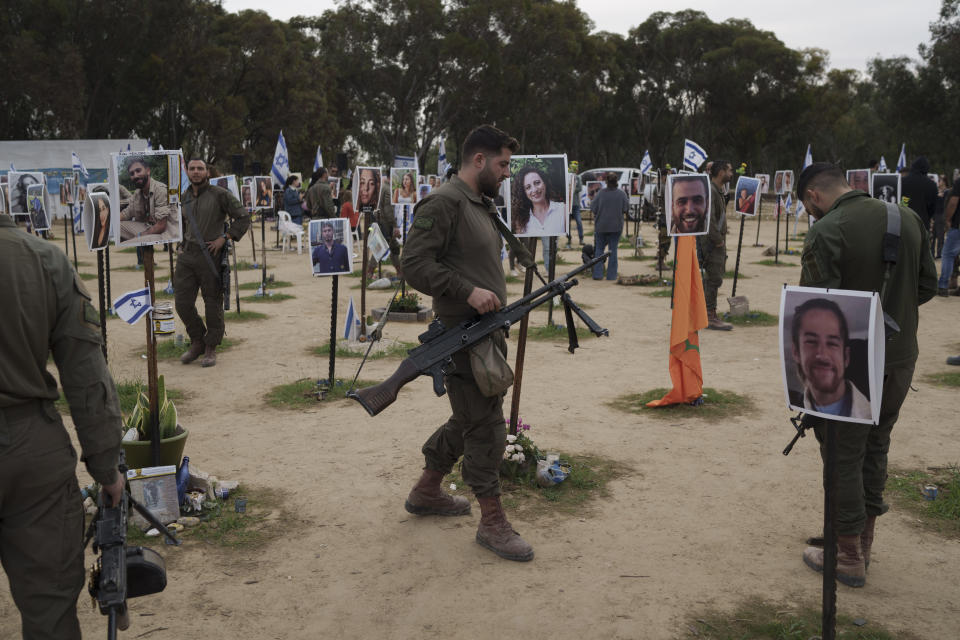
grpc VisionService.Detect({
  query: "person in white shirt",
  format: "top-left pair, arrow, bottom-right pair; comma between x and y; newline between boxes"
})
511,166 -> 565,236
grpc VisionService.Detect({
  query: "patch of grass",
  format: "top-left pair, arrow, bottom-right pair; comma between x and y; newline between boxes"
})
152,337 -> 238,360
309,340 -> 417,359
154,289 -> 175,300
117,247 -> 139,254
724,270 -> 750,279
721,310 -> 779,327
923,371 -> 960,387
265,377 -> 376,409
238,279 -> 293,290
240,292 -> 295,303
886,466 -> 960,539
685,597 -> 917,639
752,259 -> 798,267
57,380 -> 184,414
524,323 -> 593,341
609,387 -> 752,421
623,253 -> 656,261
446,453 -> 631,519
224,310 -> 268,322
233,259 -> 261,270
646,288 -> 673,297
78,272 -> 98,280
114,264 -> 165,272
504,273 -> 527,285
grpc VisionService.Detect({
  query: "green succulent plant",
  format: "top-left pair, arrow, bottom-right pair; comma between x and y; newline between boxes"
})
123,375 -> 178,440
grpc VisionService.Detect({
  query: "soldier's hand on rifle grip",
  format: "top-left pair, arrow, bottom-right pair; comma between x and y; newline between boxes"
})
467,287 -> 501,314
102,471 -> 126,507
206,235 -> 226,254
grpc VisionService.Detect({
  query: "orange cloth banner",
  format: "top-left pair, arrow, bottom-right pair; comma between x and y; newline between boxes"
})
646,235 -> 708,407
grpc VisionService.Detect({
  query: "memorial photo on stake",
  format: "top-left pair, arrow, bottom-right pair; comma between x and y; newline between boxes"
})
309,217 -> 352,276
60,177 -> 75,205
327,176 -> 340,199
774,169 -> 794,195
734,175 -> 760,216
241,184 -> 252,209
779,286 -> 883,425
84,191 -> 113,251
8,171 -> 45,215
254,176 -> 273,209
111,151 -> 183,248
755,173 -> 770,194
872,173 -> 900,204
354,166 -> 382,212
665,173 -> 711,236
508,154 -> 568,237
390,167 -> 419,205
0,185 -> 6,214
585,180 -> 603,205
27,184 -> 49,230
847,169 -> 871,195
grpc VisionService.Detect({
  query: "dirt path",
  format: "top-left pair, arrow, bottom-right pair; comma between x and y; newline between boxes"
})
2,210 -> 958,639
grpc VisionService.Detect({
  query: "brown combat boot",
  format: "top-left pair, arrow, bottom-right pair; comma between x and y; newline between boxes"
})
707,309 -> 733,331
475,495 -> 534,562
180,342 -> 205,364
404,469 -> 470,516
860,515 -> 876,570
802,534 -> 866,587
200,346 -> 217,367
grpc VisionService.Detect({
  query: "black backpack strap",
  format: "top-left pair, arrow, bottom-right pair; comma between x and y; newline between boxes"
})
880,201 -> 902,336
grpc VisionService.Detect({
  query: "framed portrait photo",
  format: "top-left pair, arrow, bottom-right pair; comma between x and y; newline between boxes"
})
27,184 -> 50,230
507,154 -> 568,237
846,169 -> 872,196
665,173 -> 711,236
872,173 -> 901,204
755,174 -> 770,194
327,176 -> 340,199
734,176 -> 761,216
253,176 -> 274,210
7,171 -> 46,215
390,167 -> 419,205
84,191 -> 113,251
774,170 -> 794,195
353,166 -> 382,213
308,217 -> 352,276
779,286 -> 883,425
110,151 -> 184,248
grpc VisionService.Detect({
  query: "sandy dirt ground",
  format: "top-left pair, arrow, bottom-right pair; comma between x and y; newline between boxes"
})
2,205 -> 958,639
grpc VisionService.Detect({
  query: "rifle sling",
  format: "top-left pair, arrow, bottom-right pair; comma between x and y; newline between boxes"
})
181,198 -> 223,282
492,214 -> 536,269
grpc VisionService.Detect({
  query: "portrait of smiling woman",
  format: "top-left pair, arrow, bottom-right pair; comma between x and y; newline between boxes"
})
509,156 -> 568,237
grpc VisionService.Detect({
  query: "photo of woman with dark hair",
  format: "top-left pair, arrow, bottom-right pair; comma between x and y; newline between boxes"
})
391,169 -> 418,205
84,191 -> 113,251
27,184 -> 49,230
255,176 -> 273,208
509,157 -> 568,236
9,172 -> 43,214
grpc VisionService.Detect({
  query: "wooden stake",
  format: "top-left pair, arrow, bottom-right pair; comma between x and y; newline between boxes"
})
143,247 -> 161,467
508,237 -> 537,437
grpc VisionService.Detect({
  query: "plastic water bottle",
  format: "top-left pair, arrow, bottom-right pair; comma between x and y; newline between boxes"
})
176,456 -> 190,505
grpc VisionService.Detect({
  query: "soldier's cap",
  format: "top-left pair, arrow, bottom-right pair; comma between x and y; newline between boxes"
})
796,162 -> 840,201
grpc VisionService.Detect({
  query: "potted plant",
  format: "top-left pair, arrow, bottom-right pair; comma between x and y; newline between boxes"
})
120,375 -> 188,468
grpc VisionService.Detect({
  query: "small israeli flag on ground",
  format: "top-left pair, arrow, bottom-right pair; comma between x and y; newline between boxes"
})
71,152 -> 89,178
313,146 -> 323,173
896,144 -> 906,172
683,139 -> 707,172
113,287 -> 152,325
802,144 -> 813,170
878,156 -> 888,172
639,150 -> 652,174
437,139 -> 448,177
343,296 -> 360,341
272,131 -> 290,185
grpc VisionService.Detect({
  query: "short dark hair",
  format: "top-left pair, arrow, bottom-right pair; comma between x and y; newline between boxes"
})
605,172 -> 618,187
709,160 -> 730,178
460,125 -> 519,163
317,167 -> 328,179
796,162 -> 846,202
126,155 -> 149,172
284,175 -> 298,188
791,298 -> 849,349
187,156 -> 206,166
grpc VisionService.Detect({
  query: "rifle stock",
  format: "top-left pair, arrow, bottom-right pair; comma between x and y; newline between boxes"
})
349,358 -> 423,416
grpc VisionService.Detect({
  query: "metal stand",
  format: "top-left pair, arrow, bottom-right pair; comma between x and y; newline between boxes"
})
822,421 -> 838,640
753,204 -> 763,247
546,236 -> 557,326
104,246 -> 113,314
328,275 -> 339,386
231,240 -> 241,312
69,208 -> 78,270
731,215 -> 746,298
784,197 -> 790,254
669,237 -> 678,308
143,247 -> 161,467
96,249 -> 108,362
360,211 -> 370,338
260,214 -> 268,295
508,237 -> 537,437
774,196 -> 781,265
63,214 -> 70,255
401,207 -> 408,297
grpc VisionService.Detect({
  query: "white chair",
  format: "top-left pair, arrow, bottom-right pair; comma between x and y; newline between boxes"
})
277,211 -> 304,254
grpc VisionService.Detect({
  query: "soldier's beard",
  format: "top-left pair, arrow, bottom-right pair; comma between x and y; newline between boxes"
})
478,165 -> 500,199
131,176 -> 148,189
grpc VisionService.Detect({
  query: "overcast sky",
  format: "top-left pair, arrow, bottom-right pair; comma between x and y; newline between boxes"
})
221,0 -> 940,73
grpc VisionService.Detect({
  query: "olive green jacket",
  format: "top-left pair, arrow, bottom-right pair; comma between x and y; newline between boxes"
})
180,182 -> 250,245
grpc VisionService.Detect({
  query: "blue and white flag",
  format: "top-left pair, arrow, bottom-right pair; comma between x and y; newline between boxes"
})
312,146 -> 324,173
271,131 -> 290,185
878,156 -> 888,172
343,296 -> 360,342
178,153 -> 189,195
437,139 -> 448,177
394,155 -> 416,169
896,144 -> 906,172
683,139 -> 707,172
113,287 -> 152,325
9,162 -> 16,171
71,152 -> 89,178
146,140 -> 153,150
639,150 -> 653,174
784,193 -> 792,216
73,204 -> 83,232
802,144 -> 813,170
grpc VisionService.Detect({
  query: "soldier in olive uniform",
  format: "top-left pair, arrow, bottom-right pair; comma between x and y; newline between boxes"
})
0,213 -> 126,638
698,160 -> 733,330
796,163 -> 937,587
175,159 -> 251,368
401,125 -> 533,562
305,168 -> 336,219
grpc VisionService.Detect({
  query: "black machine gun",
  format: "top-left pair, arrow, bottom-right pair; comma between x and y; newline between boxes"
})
348,253 -> 610,416
85,453 -> 180,640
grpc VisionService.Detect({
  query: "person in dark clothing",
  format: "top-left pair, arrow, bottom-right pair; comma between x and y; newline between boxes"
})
900,157 -> 938,234
933,175 -> 948,258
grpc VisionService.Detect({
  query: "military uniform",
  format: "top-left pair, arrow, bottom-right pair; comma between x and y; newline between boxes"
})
119,178 -> 179,243
799,190 -> 937,536
0,214 -> 122,639
697,180 -> 727,312
402,176 -> 508,497
305,180 -> 335,219
174,183 -> 250,348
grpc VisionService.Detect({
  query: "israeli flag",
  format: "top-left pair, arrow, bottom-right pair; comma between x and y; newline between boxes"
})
802,144 -> 813,170
784,193 -> 792,216
896,144 -> 906,172
343,296 -> 359,342
179,153 -> 189,195
437,139 -> 448,177
639,150 -> 652,174
313,146 -> 323,173
9,162 -> 15,171
71,152 -> 89,178
146,140 -> 153,150
271,131 -> 290,185
394,155 -> 416,169
73,204 -> 83,232
878,156 -> 888,172
683,139 -> 707,172
113,287 -> 152,325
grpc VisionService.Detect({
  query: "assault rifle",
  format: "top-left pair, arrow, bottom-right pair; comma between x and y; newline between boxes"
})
85,452 -> 180,640
348,253 -> 610,416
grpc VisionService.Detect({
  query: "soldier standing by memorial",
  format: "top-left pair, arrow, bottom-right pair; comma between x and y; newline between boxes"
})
699,160 -> 733,330
175,158 -> 251,368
